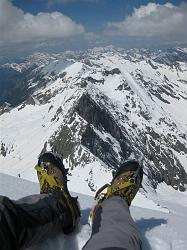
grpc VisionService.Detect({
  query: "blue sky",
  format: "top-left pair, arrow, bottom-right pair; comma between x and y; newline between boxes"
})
0,0 -> 187,56
12,0 -> 183,32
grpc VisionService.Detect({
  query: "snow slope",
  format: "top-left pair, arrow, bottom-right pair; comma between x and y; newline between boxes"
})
1,173 -> 187,250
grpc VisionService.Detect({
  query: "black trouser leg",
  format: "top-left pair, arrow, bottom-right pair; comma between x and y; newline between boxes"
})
0,193 -> 71,250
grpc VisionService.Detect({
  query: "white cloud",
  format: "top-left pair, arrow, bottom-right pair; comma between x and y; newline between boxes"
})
0,0 -> 84,46
107,2 -> 187,38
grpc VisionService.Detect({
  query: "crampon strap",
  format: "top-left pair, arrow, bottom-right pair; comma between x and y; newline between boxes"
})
35,165 -> 64,190
95,181 -> 135,200
106,181 -> 134,197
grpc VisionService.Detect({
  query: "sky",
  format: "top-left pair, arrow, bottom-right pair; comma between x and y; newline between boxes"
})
0,0 -> 187,56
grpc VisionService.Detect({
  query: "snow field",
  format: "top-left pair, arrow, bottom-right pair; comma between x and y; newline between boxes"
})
1,173 -> 187,250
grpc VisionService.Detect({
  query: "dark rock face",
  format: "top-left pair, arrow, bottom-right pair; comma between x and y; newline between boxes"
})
103,68 -> 121,76
75,93 -> 133,168
85,77 -> 104,85
0,143 -> 14,157
1,143 -> 7,157
51,106 -> 63,122
147,59 -> 158,70
59,72 -> 67,79
81,125 -> 120,169
49,124 -> 78,160
116,80 -> 131,91
140,127 -> 187,191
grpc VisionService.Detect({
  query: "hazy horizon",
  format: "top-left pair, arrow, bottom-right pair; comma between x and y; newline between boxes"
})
0,0 -> 187,58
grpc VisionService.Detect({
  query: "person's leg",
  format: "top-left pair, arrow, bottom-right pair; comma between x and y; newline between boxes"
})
0,192 -> 77,250
83,196 -> 142,250
83,160 -> 143,250
0,151 -> 80,250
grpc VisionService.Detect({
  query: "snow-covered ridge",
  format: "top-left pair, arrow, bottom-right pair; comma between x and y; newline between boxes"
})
0,47 -> 187,196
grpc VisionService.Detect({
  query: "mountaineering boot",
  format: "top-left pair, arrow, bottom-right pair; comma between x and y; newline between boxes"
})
35,151 -> 81,233
90,160 -> 143,224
